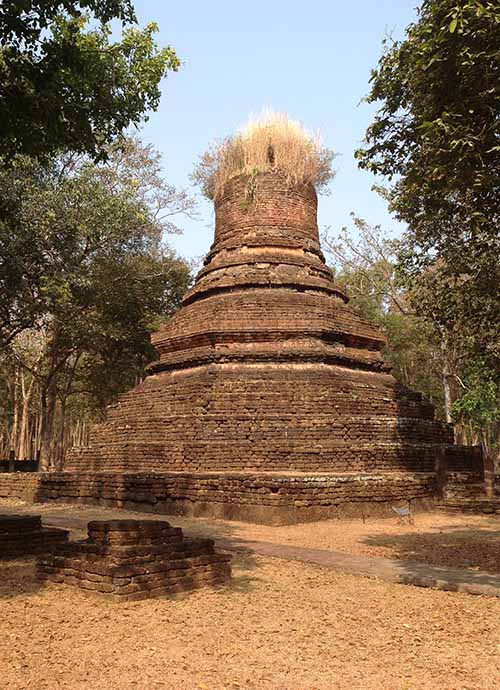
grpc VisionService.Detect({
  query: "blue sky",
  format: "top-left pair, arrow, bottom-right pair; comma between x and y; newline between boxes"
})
132,0 -> 419,262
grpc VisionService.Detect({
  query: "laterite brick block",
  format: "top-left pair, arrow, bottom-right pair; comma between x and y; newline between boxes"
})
37,519 -> 231,601
0,513 -> 69,559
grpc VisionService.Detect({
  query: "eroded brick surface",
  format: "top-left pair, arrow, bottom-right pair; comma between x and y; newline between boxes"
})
37,519 -> 231,601
64,174 -> 470,476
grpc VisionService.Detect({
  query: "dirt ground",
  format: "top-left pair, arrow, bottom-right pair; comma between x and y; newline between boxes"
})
217,510 -> 500,573
1,502 -> 500,690
4,499 -> 500,572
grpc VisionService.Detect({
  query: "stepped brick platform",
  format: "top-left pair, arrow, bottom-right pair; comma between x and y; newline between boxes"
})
37,519 -> 231,601
438,473 -> 500,515
50,171 -> 483,523
439,498 -> 500,515
0,514 -> 69,559
24,470 -> 438,524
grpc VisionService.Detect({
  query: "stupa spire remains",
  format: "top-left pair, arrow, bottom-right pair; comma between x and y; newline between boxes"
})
150,112 -> 385,374
150,170 -> 386,376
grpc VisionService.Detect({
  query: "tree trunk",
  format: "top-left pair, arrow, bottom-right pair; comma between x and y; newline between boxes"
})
35,413 -> 42,458
11,367 -> 20,456
39,380 -> 57,470
55,396 -> 67,470
440,336 -> 453,425
481,426 -> 499,498
18,371 -> 36,460
55,351 -> 81,469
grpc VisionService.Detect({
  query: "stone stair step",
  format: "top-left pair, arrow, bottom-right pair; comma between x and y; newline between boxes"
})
438,498 -> 500,515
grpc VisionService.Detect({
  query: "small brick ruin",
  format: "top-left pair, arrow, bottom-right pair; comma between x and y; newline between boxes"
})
43,171 -> 483,523
37,519 -> 232,601
0,514 -> 69,559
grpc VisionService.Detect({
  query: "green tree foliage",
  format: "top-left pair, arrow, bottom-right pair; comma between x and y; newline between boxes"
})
0,138 -> 193,466
356,0 -> 500,369
0,138 -> 194,349
356,0 -> 500,454
0,160 -> 47,347
0,1 -> 179,161
453,358 -> 500,431
326,216 -> 499,465
324,217 -> 448,418
452,356 -> 500,467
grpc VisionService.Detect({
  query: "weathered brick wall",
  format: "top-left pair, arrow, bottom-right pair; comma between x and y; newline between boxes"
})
66,363 -> 452,474
21,470 -> 436,524
0,513 -> 69,558
0,473 -> 41,501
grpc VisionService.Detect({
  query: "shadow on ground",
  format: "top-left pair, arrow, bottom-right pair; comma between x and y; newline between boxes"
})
0,559 -> 43,599
389,555 -> 500,595
362,520 -> 500,573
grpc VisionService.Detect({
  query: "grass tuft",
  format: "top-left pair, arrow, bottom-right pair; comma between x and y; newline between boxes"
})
191,110 -> 336,200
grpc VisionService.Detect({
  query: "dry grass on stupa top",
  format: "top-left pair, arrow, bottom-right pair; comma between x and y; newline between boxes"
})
191,110 -> 336,200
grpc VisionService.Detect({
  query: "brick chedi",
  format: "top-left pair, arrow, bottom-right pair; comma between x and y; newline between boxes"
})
56,169 -> 479,523
66,172 -> 453,474
37,519 -> 231,601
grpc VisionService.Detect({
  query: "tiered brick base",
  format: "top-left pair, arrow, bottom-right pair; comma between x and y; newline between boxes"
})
0,514 -> 69,558
438,473 -> 500,515
37,519 -> 231,601
0,471 -> 437,524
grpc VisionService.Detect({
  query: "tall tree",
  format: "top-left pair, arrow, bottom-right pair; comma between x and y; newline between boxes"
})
1,139 -> 193,466
356,0 -> 500,462
356,0 -> 500,365
0,2 -> 181,349
0,1 -> 179,161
